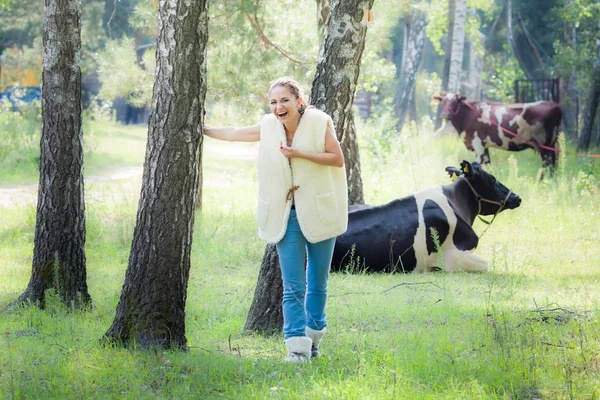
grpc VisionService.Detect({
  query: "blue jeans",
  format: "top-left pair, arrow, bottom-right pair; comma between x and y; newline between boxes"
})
276,210 -> 335,339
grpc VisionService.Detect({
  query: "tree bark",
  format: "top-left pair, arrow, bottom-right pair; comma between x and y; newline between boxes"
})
104,0 -> 209,349
244,0 -> 373,334
447,0 -> 467,93
310,0 -> 374,205
393,3 -> 428,134
435,0 -> 455,129
243,244 -> 284,333
17,0 -> 90,309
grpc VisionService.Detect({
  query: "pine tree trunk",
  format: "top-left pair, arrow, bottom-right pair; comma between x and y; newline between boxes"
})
435,0 -> 455,129
310,0 -> 374,205
578,65 -> 600,152
17,0 -> 90,309
394,4 -> 428,134
244,0 -> 373,334
104,0 -> 209,350
244,244 -> 284,333
447,0 -> 467,93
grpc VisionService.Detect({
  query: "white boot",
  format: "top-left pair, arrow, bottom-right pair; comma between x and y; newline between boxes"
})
284,336 -> 312,363
306,327 -> 326,358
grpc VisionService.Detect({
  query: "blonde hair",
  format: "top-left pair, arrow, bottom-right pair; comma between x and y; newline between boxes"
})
268,77 -> 307,114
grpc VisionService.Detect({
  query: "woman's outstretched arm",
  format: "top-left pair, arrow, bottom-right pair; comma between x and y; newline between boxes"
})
203,123 -> 261,142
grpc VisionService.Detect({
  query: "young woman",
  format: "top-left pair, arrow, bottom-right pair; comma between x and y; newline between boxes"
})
204,77 -> 348,362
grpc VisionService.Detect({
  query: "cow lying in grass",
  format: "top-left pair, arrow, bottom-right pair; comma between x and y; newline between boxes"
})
331,161 -> 521,273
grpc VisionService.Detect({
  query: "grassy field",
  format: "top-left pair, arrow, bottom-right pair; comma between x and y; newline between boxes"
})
1,117 -> 600,399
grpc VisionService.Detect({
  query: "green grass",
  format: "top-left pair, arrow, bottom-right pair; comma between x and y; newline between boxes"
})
1,116 -> 600,399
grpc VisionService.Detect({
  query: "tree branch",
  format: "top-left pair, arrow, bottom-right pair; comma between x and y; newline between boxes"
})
245,7 -> 304,64
516,12 -> 546,71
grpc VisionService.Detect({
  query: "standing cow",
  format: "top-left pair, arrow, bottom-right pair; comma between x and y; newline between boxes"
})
433,92 -> 562,170
331,161 -> 521,273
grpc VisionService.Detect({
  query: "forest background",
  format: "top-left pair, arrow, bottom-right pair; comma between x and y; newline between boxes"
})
1,0 -> 600,399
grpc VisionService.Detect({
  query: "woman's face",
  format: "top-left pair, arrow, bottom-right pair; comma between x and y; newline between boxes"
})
269,86 -> 303,125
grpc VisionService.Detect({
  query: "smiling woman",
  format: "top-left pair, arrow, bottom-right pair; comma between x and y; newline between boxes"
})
203,76 -> 348,362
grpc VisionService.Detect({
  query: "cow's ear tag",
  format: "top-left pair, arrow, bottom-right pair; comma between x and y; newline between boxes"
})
450,172 -> 459,182
462,165 -> 470,174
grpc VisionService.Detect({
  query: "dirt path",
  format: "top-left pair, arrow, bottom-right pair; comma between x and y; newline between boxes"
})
0,140 -> 259,208
0,166 -> 144,208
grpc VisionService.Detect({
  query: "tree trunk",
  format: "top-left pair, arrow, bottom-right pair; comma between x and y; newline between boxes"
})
17,0 -> 90,309
104,0 -> 209,350
393,3 -> 428,134
244,0 -> 373,334
435,0 -> 455,129
243,244 -> 284,333
578,65 -> 600,152
310,0 -> 374,205
447,0 -> 467,93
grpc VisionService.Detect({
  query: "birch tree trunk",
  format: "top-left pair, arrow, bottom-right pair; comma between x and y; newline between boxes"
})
17,0 -> 90,309
244,0 -> 374,334
447,0 -> 467,93
435,0 -> 455,129
393,3 -> 428,134
310,0 -> 374,205
104,0 -> 209,349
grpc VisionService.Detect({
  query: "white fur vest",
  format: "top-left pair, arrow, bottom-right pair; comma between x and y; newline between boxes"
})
256,108 -> 348,244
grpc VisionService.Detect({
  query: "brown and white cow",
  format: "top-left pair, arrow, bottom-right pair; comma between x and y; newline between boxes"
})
433,93 -> 562,170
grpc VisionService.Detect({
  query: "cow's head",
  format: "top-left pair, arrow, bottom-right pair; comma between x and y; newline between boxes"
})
445,161 -> 521,215
433,92 -> 466,120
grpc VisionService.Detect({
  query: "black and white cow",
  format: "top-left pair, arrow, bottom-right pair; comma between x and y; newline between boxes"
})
331,161 -> 521,273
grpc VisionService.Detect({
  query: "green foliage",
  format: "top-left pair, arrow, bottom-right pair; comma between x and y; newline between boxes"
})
552,0 -> 600,98
206,0 -> 319,119
0,97 -> 41,183
426,0 -> 497,56
96,38 -> 155,107
482,50 -> 525,102
0,0 -> 42,49
356,0 -> 404,96
0,38 -> 41,89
